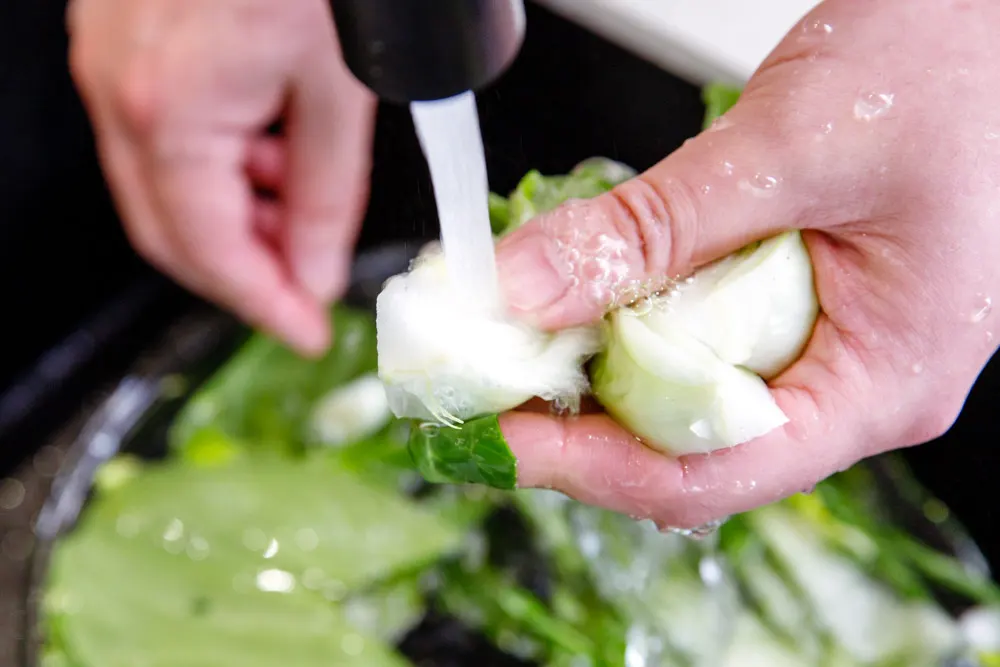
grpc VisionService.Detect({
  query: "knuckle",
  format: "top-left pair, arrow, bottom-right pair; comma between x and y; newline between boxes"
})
112,58 -> 163,135
606,175 -> 700,279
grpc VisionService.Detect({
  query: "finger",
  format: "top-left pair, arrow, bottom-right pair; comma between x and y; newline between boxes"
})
247,135 -> 286,192
495,94 -> 835,331
253,197 -> 283,245
282,22 -> 377,303
145,128 -> 331,356
500,316 -> 880,528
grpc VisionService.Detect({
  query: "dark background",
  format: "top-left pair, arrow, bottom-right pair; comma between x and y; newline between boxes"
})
0,1 -> 997,565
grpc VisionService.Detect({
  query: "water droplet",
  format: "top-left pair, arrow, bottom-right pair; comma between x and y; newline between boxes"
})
821,121 -> 834,135
1,529 -> 34,561
186,536 -> 210,561
162,518 -> 184,551
255,568 -> 296,593
802,18 -> 833,34
853,92 -> 895,121
717,160 -> 735,176
578,529 -> 602,559
630,297 -> 654,317
738,173 -> 781,198
700,184 -> 711,195
341,633 -> 366,657
657,518 -> 727,540
911,361 -> 925,374
295,528 -> 319,552
971,294 -> 993,323
550,395 -> 576,417
706,115 -> 734,133
263,538 -> 280,559
698,555 -> 725,586
0,479 -> 25,510
322,579 -> 348,601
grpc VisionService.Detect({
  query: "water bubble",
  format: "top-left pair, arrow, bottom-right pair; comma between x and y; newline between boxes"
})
255,568 -> 296,594
707,115 -> 734,133
802,18 -> 833,34
341,633 -> 366,657
699,555 -> 725,586
263,538 -> 280,559
0,479 -> 25,510
971,294 -> 993,323
295,528 -> 319,552
700,184 -> 711,195
115,514 -> 140,538
162,518 -> 184,543
2,529 -> 34,561
854,92 -> 895,121
550,395 -> 575,417
717,160 -> 735,177
911,362 -> 925,375
578,528 -> 602,559
630,297 -> 654,317
658,518 -> 727,540
186,536 -> 210,561
738,173 -> 781,198
581,257 -> 612,283
322,579 -> 348,601
821,122 -> 834,135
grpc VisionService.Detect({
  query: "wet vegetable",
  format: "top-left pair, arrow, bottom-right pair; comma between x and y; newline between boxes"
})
41,84 -> 1000,667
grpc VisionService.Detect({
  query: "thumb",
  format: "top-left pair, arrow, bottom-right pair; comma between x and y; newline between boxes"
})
495,105 -> 816,330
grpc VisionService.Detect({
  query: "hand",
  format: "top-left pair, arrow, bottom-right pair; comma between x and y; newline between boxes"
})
494,0 -> 1000,528
67,0 -> 376,355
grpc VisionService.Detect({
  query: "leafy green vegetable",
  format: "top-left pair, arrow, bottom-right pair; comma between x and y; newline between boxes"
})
408,415 -> 518,490
502,158 -> 635,233
702,83 -> 742,129
43,82 -> 1000,667
170,305 -> 378,456
45,457 -> 463,667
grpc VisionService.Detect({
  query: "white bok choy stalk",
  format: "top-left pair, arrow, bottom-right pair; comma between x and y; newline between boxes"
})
376,158 -> 633,433
375,154 -> 819,488
376,245 -> 600,426
591,231 -> 819,456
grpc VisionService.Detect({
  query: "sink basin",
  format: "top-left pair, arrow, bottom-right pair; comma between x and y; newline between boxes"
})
0,2 -> 998,665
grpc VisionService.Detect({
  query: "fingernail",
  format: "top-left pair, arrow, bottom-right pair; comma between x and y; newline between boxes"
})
496,232 -> 570,314
407,415 -> 518,490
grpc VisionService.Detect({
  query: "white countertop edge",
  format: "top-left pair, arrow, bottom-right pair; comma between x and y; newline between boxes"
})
534,0 -> 819,86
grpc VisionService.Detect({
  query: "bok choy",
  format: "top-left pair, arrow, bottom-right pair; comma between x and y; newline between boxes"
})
376,83 -> 819,471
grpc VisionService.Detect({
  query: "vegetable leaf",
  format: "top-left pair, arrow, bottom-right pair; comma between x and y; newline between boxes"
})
169,305 -> 378,456
408,415 -> 518,490
702,83 -> 742,129
45,457 -> 464,667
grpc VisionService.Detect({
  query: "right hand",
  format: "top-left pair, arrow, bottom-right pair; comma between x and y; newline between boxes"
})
67,0 -> 376,355
494,0 -> 1000,529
